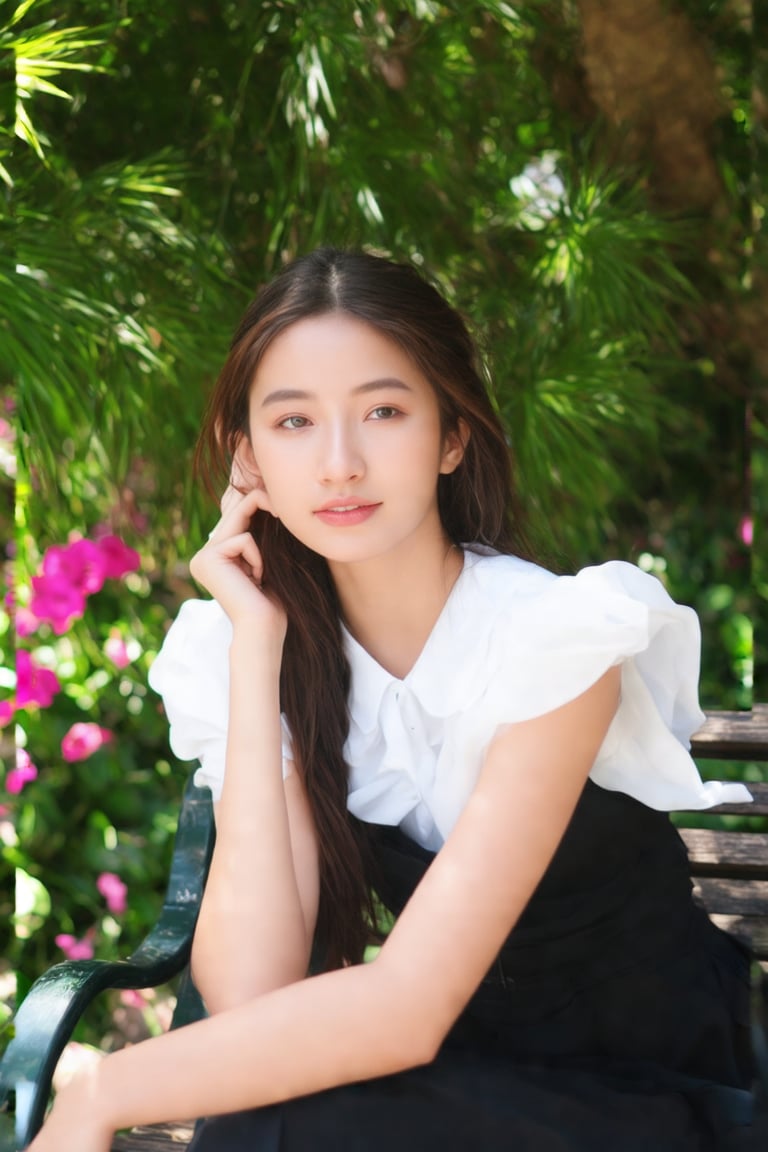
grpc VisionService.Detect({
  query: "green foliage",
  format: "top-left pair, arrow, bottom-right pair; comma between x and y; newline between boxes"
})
3,0 -> 237,537
8,0 -> 731,557
6,0 -> 109,168
10,150 -> 235,517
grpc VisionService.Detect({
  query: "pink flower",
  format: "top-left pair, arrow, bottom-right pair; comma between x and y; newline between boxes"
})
0,700 -> 13,727
739,517 -> 753,547
96,535 -> 140,580
55,931 -> 95,961
6,749 -> 38,794
43,539 -> 107,596
97,871 -> 127,915
16,650 -> 61,709
104,634 -> 133,669
119,989 -> 148,1010
61,722 -> 113,762
14,606 -> 39,637
30,572 -> 86,634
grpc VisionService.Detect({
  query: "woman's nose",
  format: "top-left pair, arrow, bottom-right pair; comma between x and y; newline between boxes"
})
318,423 -> 365,485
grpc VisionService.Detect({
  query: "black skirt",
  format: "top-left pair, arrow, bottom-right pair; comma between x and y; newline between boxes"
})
189,782 -> 756,1151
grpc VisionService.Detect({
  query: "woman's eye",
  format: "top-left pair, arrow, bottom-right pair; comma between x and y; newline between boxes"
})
368,406 -> 400,420
278,415 -> 310,430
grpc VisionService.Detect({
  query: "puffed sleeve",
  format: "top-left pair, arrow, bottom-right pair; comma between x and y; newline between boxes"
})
473,559 -> 753,810
147,598 -> 294,801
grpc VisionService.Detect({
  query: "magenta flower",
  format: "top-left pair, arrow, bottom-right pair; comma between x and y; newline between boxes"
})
16,650 -> 61,709
96,535 -> 140,580
97,871 -> 128,915
55,931 -> 95,961
6,749 -> 38,794
43,539 -> 107,596
0,700 -> 13,727
26,535 -> 139,636
104,634 -> 133,669
30,572 -> 86,634
61,722 -> 113,763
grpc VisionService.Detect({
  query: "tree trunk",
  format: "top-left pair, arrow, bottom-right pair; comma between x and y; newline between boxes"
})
575,0 -> 725,211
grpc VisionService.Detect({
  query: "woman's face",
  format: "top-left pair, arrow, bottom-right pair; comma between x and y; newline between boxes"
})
242,312 -> 465,568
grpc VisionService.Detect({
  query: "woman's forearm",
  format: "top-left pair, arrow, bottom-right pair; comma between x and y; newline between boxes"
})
97,959 -> 434,1133
191,626 -> 317,1009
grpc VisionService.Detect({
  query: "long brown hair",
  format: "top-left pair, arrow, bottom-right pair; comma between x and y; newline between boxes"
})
195,248 -> 532,968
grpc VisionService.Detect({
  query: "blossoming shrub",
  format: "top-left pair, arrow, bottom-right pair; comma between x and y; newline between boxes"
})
2,525 -> 197,1054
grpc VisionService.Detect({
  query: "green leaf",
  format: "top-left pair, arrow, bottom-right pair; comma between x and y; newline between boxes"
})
13,868 -> 52,940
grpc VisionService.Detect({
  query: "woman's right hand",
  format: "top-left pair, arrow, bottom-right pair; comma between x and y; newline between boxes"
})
189,482 -> 287,647
24,1065 -> 114,1152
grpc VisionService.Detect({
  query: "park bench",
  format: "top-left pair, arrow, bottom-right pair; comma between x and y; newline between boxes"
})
1,705 -> 767,1151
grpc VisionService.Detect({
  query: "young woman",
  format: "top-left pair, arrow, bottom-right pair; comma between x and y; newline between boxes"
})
28,248 -> 754,1151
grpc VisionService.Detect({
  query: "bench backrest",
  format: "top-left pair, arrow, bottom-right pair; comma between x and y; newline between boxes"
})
684,706 -> 768,961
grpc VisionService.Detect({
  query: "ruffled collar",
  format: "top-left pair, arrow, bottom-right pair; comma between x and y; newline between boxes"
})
341,547 -> 506,733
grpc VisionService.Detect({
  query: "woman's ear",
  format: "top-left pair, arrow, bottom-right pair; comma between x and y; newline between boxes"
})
439,418 -> 470,475
232,437 -> 276,514
231,436 -> 259,489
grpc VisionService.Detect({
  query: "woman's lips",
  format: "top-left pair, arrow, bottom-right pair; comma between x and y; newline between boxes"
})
313,502 -> 381,526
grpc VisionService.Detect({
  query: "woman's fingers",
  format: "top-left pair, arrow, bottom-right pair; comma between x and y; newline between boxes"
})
190,487 -> 287,634
210,486 -> 267,542
190,527 -> 263,587
209,531 -> 265,586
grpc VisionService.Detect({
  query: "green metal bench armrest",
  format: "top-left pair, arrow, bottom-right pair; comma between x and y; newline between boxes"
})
0,773 -> 214,1150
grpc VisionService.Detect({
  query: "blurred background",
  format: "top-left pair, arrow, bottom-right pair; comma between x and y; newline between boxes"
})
1,0 -> 765,1055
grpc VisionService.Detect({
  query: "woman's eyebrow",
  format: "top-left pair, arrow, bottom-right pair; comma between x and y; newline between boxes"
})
260,377 -> 413,407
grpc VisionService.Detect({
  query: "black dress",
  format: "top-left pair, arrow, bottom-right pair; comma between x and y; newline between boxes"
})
188,781 -> 755,1151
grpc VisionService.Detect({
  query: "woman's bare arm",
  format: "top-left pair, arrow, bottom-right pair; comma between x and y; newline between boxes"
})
28,667 -> 619,1151
185,486 -> 320,1011
190,628 -> 319,1011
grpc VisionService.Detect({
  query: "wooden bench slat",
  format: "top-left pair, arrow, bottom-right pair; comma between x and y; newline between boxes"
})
698,780 -> 768,815
706,914 -> 768,959
111,1122 -> 194,1150
680,829 -> 768,877
693,878 -> 768,916
690,704 -> 768,760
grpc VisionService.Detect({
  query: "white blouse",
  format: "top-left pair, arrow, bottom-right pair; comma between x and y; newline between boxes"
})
147,549 -> 752,851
